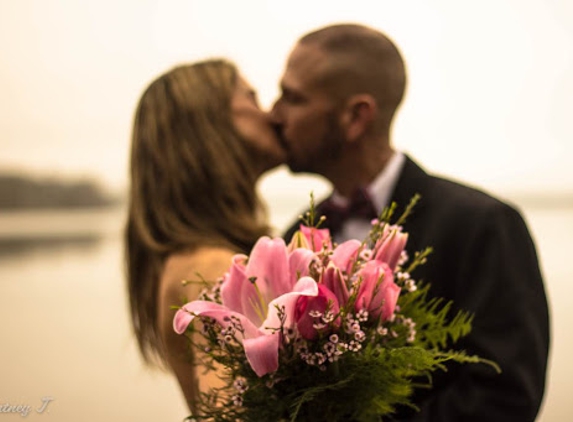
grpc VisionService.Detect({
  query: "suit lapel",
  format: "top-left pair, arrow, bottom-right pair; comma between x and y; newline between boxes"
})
389,155 -> 429,223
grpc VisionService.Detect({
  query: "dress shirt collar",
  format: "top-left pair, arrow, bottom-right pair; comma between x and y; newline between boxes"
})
329,151 -> 406,213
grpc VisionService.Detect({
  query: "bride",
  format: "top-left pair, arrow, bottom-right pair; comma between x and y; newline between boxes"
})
124,59 -> 286,414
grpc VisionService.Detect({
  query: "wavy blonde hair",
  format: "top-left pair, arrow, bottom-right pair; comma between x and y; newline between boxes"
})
125,59 -> 270,366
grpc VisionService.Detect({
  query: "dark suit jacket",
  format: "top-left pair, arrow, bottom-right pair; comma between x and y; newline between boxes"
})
283,156 -> 550,422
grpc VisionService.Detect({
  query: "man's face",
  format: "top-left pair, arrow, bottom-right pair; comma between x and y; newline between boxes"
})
271,43 -> 345,175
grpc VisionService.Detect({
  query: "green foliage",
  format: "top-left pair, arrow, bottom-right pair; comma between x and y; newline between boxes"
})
396,282 -> 473,350
187,278 -> 496,422
191,341 -> 491,421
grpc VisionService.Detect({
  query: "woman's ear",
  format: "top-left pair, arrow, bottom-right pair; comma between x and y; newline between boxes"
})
340,94 -> 377,142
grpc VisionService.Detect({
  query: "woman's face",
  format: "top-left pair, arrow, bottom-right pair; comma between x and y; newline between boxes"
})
231,76 -> 286,173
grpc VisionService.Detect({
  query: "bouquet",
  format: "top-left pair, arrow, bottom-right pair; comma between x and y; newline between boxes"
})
173,195 -> 497,421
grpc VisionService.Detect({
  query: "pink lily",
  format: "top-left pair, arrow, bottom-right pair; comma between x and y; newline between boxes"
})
295,284 -> 341,340
355,260 -> 401,322
372,225 -> 408,271
321,262 -> 350,305
299,225 -> 332,252
173,236 -> 318,377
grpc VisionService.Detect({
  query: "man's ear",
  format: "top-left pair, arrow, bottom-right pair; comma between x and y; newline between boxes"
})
340,94 -> 377,142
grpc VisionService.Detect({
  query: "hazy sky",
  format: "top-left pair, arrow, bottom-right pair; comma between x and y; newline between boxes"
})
1,0 -> 572,197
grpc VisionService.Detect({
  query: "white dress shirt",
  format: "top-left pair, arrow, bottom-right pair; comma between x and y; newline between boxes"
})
330,151 -> 406,243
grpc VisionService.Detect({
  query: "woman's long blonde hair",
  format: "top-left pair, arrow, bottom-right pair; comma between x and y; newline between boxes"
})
126,59 -> 270,366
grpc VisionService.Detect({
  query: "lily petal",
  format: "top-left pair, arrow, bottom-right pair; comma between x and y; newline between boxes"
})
173,308 -> 195,334
288,247 -> 316,285
355,261 -> 400,321
373,226 -> 408,271
287,230 -> 310,251
243,333 -> 280,377
300,225 -> 332,252
296,284 -> 341,340
177,301 -> 260,339
245,237 -> 291,310
261,276 -> 319,333
355,261 -> 385,314
331,240 -> 363,274
380,280 -> 401,321
220,254 -> 248,314
322,263 -> 350,304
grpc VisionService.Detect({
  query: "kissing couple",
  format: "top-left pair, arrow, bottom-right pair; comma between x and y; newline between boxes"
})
125,23 -> 549,422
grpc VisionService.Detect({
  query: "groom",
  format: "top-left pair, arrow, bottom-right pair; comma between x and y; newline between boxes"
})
272,23 -> 550,421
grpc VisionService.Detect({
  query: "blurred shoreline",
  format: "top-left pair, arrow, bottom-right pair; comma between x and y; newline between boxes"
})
0,172 -> 122,210
0,206 -> 126,252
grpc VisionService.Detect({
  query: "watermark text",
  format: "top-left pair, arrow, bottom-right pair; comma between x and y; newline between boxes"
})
0,397 -> 54,417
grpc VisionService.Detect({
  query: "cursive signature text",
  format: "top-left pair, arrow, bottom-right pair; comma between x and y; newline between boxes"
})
0,397 -> 54,417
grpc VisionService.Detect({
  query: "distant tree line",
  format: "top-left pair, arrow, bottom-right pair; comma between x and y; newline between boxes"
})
0,173 -> 122,209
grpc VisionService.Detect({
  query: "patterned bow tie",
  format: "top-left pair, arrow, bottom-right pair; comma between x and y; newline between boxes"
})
316,188 -> 378,235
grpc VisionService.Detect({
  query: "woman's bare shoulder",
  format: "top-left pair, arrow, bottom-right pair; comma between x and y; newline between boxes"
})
160,246 -> 238,304
164,246 -> 238,281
